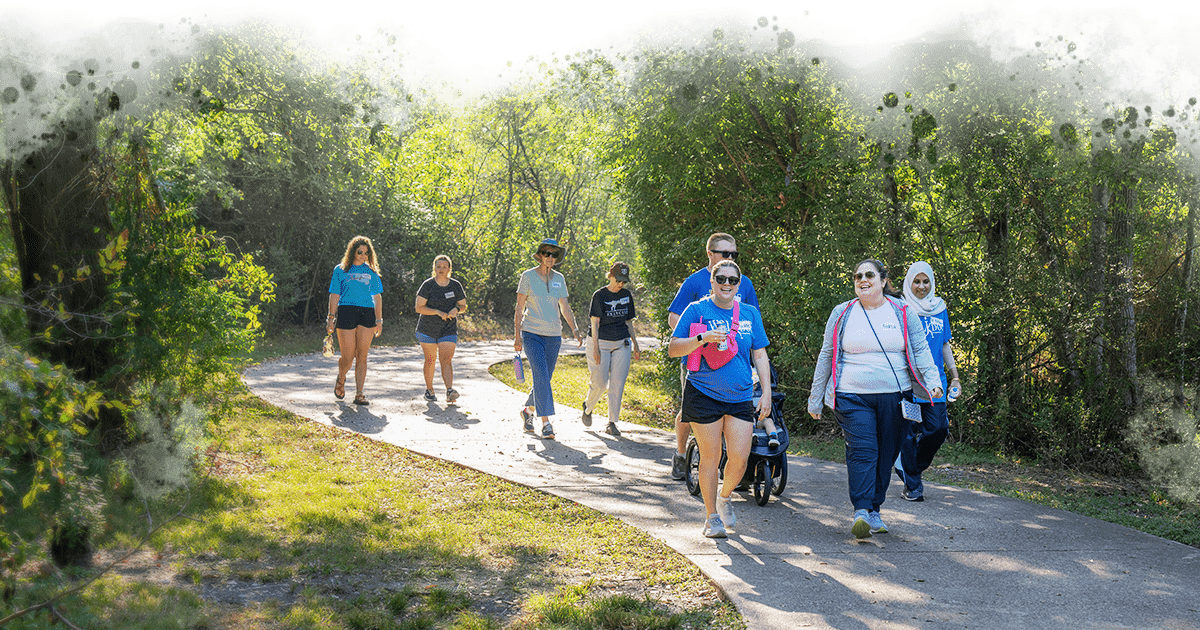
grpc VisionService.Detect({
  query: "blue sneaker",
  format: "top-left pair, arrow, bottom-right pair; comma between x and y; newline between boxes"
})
867,511 -> 888,534
851,509 -> 871,539
520,408 -> 535,433
902,487 -> 924,502
541,422 -> 555,440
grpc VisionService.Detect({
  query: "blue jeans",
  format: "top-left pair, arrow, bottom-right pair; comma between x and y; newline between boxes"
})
899,402 -> 949,493
834,391 -> 911,512
522,332 -> 561,418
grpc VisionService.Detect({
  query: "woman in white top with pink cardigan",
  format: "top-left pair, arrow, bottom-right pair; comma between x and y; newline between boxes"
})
808,259 -> 942,540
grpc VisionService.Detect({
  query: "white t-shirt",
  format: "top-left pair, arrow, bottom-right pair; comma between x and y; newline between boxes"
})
836,303 -> 910,394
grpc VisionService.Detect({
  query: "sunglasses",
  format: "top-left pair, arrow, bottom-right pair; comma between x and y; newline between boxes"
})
710,249 -> 739,260
853,271 -> 878,281
355,249 -> 369,256
538,249 -> 561,259
713,274 -> 741,285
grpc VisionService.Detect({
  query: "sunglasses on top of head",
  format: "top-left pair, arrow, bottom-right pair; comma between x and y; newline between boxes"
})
713,274 -> 741,285
538,249 -> 561,259
709,249 -> 739,260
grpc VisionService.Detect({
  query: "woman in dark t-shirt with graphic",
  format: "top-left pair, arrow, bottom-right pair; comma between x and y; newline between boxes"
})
415,255 -> 468,403
582,262 -> 641,437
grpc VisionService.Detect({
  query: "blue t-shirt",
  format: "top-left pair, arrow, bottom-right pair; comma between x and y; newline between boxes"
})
913,310 -> 952,403
329,264 -> 383,308
672,297 -> 769,403
668,267 -> 759,315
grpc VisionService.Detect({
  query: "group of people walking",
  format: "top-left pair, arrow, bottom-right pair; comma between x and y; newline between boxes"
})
325,233 -> 960,542
325,235 -> 644,442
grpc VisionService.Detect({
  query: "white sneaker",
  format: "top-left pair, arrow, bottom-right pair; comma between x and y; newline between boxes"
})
702,514 -> 727,538
716,494 -> 737,529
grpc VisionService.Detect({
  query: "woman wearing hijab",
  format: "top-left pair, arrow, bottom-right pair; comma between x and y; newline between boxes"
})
327,236 -> 384,406
808,259 -> 942,539
514,238 -> 585,440
895,261 -> 961,502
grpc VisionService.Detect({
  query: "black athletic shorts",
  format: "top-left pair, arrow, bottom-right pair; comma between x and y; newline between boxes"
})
336,305 -> 377,330
681,380 -> 755,425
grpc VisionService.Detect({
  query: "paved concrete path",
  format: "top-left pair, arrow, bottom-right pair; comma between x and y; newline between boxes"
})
243,340 -> 1200,630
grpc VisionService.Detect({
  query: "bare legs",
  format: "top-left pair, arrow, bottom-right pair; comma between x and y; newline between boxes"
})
420,341 -> 457,392
689,415 -> 754,516
336,325 -> 376,395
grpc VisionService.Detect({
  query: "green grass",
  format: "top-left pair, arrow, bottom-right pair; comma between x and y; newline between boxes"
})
2,378 -> 739,629
488,348 -> 678,431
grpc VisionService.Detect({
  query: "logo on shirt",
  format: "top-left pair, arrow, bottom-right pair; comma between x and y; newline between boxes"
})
738,319 -> 752,334
604,296 -> 630,316
924,316 -> 944,338
881,321 -> 899,331
350,272 -> 373,286
551,281 -> 563,289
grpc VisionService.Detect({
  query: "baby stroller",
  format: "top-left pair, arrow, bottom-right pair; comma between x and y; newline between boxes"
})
685,364 -> 789,506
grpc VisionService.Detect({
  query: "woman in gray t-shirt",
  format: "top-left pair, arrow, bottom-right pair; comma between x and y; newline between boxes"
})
514,238 -> 584,440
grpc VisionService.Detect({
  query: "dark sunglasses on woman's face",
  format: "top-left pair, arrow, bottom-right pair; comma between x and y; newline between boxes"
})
538,250 -> 561,259
710,249 -> 739,260
854,271 -> 878,281
355,249 -> 368,256
713,274 -> 741,285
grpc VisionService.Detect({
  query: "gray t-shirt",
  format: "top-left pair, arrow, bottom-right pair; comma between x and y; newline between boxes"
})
836,304 -> 910,394
517,267 -> 570,337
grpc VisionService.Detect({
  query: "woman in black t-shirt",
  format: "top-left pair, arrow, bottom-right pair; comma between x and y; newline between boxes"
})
415,255 -> 468,403
582,262 -> 641,436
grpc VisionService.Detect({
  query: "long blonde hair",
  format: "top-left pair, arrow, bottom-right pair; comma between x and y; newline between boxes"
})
431,254 -> 452,277
340,236 -> 380,274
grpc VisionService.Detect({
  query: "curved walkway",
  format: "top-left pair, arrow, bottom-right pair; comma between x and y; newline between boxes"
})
243,340 -> 1200,630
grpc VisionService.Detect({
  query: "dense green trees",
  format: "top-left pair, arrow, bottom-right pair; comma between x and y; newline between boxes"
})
3,17 -> 1200,598
613,30 -> 1200,487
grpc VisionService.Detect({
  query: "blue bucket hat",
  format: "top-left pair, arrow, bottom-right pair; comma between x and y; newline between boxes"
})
533,238 -> 566,261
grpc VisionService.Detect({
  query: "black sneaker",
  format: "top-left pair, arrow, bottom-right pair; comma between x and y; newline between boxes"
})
520,408 -> 535,433
604,421 -> 621,436
445,388 -> 459,403
671,453 -> 687,480
581,399 -> 593,427
424,389 -> 436,402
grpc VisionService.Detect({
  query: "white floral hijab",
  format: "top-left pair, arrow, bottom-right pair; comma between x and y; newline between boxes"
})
903,261 -> 947,318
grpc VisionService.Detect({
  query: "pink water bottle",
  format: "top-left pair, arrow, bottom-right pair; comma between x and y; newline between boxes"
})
513,354 -> 525,383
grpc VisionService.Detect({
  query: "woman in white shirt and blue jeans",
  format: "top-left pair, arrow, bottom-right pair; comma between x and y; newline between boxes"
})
808,259 -> 942,539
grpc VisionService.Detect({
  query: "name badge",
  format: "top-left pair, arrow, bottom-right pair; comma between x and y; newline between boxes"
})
551,282 -> 563,289
444,291 -> 456,299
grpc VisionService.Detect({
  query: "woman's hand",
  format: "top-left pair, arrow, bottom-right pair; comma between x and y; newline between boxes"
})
514,336 -> 523,353
574,329 -> 585,348
592,347 -> 601,364
375,322 -> 383,338
809,411 -> 821,420
930,387 -> 944,400
447,307 -> 458,320
757,390 -> 773,422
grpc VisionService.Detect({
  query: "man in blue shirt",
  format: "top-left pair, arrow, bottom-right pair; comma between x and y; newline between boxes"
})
667,232 -> 759,480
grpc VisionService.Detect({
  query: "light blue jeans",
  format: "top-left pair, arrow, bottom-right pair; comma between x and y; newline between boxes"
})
522,331 -> 561,418
584,337 -> 632,424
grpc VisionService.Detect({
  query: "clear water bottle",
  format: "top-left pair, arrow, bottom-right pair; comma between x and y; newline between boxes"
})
947,384 -> 960,402
322,335 -> 334,358
513,354 -> 525,383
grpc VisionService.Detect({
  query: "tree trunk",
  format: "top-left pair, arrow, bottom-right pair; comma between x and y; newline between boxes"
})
1176,186 -> 1197,403
1111,185 -> 1139,414
1086,181 -> 1110,410
1,113 -> 121,433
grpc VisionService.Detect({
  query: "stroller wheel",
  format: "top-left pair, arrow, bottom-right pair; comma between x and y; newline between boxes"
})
752,459 -> 773,506
771,456 -> 787,496
684,438 -> 702,497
